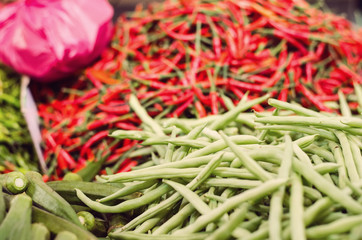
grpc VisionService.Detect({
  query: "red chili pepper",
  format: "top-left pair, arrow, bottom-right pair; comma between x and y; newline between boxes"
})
296,82 -> 333,112
97,104 -> 130,115
80,130 -> 109,157
195,100 -> 207,118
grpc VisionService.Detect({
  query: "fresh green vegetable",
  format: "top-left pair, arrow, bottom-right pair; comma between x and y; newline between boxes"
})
25,171 -> 82,227
4,171 -> 29,194
0,194 -> 32,240
54,231 -> 77,240
31,223 -> 50,240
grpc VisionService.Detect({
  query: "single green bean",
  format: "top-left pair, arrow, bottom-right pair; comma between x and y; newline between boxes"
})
164,127 -> 178,163
98,180 -> 157,203
306,215 -> 362,239
75,183 -> 172,213
349,138 -> 362,178
268,98 -> 323,117
293,143 -> 314,167
220,131 -> 273,181
302,186 -> 323,201
290,173 -> 306,240
329,141 -> 348,188
269,135 -> 292,240
110,130 -> 154,140
129,94 -> 165,136
163,179 -> 210,215
209,94 -> 270,131
183,135 -> 260,160
353,82 -> 362,114
255,116 -> 362,135
204,193 -> 227,203
142,137 -> 210,148
255,125 -> 337,141
174,178 -> 287,234
203,178 -> 262,189
335,131 -> 360,182
313,162 -> 341,175
338,90 -> 352,117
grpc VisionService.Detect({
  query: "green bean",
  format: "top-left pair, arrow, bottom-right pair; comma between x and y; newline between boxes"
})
302,186 -> 323,201
142,137 -> 210,148
117,153 -> 224,232
306,215 -> 362,239
204,193 -> 227,203
335,131 -> 360,182
353,82 -> 362,114
212,167 -> 257,179
257,108 -> 279,141
294,135 -> 319,149
153,203 -> 195,235
183,135 -> 260,160
172,123 -> 208,162
293,143 -> 314,167
201,128 -> 222,141
134,210 -> 168,233
75,183 -> 172,213
292,158 -> 362,214
290,173 -> 306,240
267,98 -> 323,117
349,138 -> 362,178
255,116 -> 362,135
109,232 -> 209,240
129,94 -> 164,136
206,203 -> 249,240
313,162 -> 341,175
98,180 -> 157,203
240,216 -> 263,232
311,155 -> 334,183
174,178 -> 287,234
220,131 -> 273,181
329,141 -> 348,188
349,225 -> 362,240
164,127 -> 178,163
255,125 -> 338,141
303,144 -> 336,162
110,130 -> 155,140
163,180 -> 210,215
242,222 -> 269,240
269,135 -> 292,240
203,178 -> 262,189
209,94 -> 270,131
338,90 -> 352,117
113,168 -> 202,182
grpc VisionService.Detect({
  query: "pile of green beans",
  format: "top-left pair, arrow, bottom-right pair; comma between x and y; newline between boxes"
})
0,66 -> 38,173
75,91 -> 362,240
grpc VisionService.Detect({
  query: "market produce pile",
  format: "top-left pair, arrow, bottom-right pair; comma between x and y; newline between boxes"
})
0,66 -> 38,173
34,0 -> 362,180
2,95 -> 362,239
1,0 -> 362,239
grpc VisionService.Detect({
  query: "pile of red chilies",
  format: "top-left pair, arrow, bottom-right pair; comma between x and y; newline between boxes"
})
35,0 -> 362,180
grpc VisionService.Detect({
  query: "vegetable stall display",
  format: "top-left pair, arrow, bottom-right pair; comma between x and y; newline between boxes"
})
2,93 -> 362,239
33,0 -> 362,180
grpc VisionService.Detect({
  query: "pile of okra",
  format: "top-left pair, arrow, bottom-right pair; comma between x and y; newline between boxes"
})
3,85 -> 362,239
